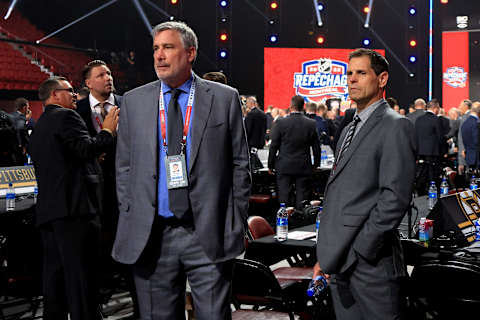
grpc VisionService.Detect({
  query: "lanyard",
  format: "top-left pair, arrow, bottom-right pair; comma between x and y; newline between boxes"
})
94,116 -> 103,129
158,79 -> 195,153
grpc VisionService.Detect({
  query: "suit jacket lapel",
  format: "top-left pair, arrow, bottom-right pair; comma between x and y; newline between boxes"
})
147,81 -> 161,162
189,75 -> 213,172
327,103 -> 388,187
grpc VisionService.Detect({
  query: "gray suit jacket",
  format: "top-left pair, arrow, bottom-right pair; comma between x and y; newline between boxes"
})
317,102 -> 416,275
112,74 -> 251,264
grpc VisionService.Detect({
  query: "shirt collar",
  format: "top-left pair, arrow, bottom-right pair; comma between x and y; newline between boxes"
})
161,74 -> 193,95
354,98 -> 385,123
89,93 -> 115,108
471,114 -> 479,119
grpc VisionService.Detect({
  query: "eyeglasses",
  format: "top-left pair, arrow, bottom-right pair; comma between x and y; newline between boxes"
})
55,87 -> 75,94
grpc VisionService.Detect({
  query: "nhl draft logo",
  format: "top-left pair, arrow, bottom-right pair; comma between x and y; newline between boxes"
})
293,58 -> 349,103
443,66 -> 468,88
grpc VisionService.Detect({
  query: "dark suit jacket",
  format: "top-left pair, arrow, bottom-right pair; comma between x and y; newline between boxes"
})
76,95 -> 122,229
305,113 -> 329,144
406,109 -> 426,125
244,107 -> 267,149
415,111 -> 443,157
461,115 -> 479,167
333,108 -> 355,150
112,75 -> 251,264
317,101 -> 416,275
266,112 -> 273,130
29,105 -> 114,227
268,113 -> 321,175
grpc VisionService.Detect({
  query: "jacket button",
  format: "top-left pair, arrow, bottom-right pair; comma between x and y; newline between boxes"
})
152,174 -> 157,179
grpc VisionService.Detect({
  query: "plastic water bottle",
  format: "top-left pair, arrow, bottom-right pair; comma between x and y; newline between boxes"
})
306,275 -> 328,297
315,207 -> 322,242
440,177 -> 449,197
6,183 -> 15,211
33,184 -> 38,204
320,149 -> 327,167
470,175 -> 478,190
276,203 -> 288,242
474,220 -> 480,242
428,181 -> 437,210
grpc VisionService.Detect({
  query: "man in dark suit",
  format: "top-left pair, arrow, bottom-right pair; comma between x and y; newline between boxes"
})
29,77 -> 119,320
305,101 -> 328,145
268,95 -> 321,210
76,60 -> 122,239
244,96 -> 267,149
415,100 -> 444,190
111,22 -> 250,319
314,49 -> 416,319
461,103 -> 480,169
406,98 -> 426,125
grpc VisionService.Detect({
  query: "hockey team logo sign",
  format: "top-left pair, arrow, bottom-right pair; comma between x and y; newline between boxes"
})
443,66 -> 468,88
293,58 -> 349,103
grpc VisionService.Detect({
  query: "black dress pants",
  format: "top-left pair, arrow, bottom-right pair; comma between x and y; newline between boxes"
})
40,216 -> 102,320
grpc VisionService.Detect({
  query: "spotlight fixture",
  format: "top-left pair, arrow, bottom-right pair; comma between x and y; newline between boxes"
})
363,6 -> 370,14
409,7 -> 416,15
363,38 -> 370,46
220,0 -> 227,7
270,1 -> 278,10
220,33 -> 228,41
409,40 -> 417,47
219,49 -> 228,58
409,55 -> 417,63
316,35 -> 325,44
269,34 -> 278,43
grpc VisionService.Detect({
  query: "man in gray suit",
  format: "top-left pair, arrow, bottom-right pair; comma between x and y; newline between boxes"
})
314,49 -> 416,319
406,98 -> 426,125
112,21 -> 250,319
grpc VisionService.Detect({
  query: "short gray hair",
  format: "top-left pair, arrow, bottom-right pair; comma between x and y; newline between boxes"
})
151,21 -> 198,51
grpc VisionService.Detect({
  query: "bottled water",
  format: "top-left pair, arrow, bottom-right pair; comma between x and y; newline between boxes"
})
6,183 -> 15,211
315,207 -> 322,243
428,181 -> 437,210
306,275 -> 328,297
470,175 -> 478,190
276,203 -> 288,242
33,184 -> 38,204
440,177 -> 449,197
320,149 -> 328,167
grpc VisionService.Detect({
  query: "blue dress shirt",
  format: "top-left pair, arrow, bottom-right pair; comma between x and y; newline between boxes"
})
157,76 -> 194,217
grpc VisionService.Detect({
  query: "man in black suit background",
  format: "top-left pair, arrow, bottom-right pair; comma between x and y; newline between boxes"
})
244,96 -> 267,169
415,100 -> 444,192
29,77 -> 119,319
406,98 -> 426,125
268,95 -> 321,209
76,60 -> 122,241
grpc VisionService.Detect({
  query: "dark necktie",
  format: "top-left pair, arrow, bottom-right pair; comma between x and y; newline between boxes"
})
167,89 -> 190,218
335,115 -> 361,165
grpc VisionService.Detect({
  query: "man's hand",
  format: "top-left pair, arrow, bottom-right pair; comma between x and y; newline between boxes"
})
268,169 -> 275,175
103,106 -> 119,134
26,109 -> 32,121
459,165 -> 465,175
462,150 -> 466,159
313,262 -> 330,282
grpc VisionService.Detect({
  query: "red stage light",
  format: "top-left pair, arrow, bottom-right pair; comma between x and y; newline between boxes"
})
220,33 -> 228,41
270,2 -> 278,10
316,36 -> 325,44
410,40 -> 417,47
440,0 -> 448,4
171,0 -> 178,4
363,6 -> 370,14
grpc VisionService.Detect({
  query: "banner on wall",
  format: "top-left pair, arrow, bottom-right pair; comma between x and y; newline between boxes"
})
442,31 -> 469,111
264,48 -> 385,110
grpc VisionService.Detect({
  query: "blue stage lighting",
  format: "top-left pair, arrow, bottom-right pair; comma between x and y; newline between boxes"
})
409,7 -> 416,15
219,50 -> 228,59
318,3 -> 324,11
363,38 -> 370,46
269,35 -> 278,43
220,0 -> 228,7
409,55 -> 417,63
